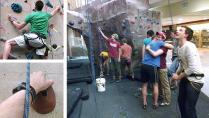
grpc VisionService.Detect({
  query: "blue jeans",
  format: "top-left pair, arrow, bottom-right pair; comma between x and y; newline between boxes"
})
168,58 -> 179,78
178,78 -> 203,118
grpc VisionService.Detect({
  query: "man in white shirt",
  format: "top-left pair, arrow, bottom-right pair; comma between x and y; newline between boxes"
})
172,26 -> 204,118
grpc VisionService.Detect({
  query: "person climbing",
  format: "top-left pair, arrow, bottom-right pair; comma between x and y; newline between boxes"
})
99,50 -> 110,76
120,38 -> 134,80
0,71 -> 54,118
1,0 -> 60,59
98,27 -> 121,81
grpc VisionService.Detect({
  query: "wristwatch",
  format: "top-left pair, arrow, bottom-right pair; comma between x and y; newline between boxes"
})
13,82 -> 37,103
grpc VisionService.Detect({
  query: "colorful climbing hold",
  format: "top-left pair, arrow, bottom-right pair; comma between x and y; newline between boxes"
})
11,3 -> 22,13
45,0 -> 53,8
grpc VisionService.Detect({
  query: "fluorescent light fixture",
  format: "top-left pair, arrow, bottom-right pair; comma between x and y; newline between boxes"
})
178,18 -> 183,21
187,23 -> 209,30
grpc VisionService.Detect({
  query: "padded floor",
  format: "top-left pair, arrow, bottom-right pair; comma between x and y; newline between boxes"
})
77,77 -> 209,118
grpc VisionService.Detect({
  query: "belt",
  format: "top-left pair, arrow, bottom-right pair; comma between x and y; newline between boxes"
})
189,73 -> 204,77
31,32 -> 47,39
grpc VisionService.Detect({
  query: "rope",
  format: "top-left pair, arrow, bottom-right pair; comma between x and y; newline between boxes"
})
96,1 -> 105,78
168,0 -> 173,25
86,1 -> 98,118
24,63 -> 30,118
86,2 -> 96,81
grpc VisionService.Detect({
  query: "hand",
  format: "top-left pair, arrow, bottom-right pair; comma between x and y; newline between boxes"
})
145,45 -> 151,50
98,27 -> 101,31
56,5 -> 61,11
8,15 -> 15,22
30,71 -> 54,93
172,73 -> 179,80
118,58 -> 121,62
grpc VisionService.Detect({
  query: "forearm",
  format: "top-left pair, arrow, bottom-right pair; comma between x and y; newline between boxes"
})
99,30 -> 108,40
147,48 -> 156,57
178,72 -> 187,80
51,6 -> 60,16
164,43 -> 174,49
0,90 -> 31,118
11,21 -> 26,30
147,48 -> 163,57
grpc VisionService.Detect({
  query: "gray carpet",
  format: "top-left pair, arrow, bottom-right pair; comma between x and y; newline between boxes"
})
74,77 -> 209,118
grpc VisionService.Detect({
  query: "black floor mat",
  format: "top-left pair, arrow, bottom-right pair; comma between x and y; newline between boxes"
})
78,77 -> 209,118
68,98 -> 82,118
67,87 -> 82,117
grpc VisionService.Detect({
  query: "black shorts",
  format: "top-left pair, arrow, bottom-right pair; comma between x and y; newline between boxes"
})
141,64 -> 159,83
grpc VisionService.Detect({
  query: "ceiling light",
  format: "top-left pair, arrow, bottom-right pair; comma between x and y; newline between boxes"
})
178,18 -> 183,21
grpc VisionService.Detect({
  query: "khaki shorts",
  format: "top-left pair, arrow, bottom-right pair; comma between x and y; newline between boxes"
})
12,33 -> 46,55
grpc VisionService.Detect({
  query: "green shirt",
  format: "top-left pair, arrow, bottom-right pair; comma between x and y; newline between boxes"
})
25,11 -> 52,37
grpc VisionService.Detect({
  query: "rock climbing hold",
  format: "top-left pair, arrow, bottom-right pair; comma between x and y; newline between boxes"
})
78,20 -> 83,24
11,3 -> 22,13
52,44 -> 58,49
68,21 -> 74,26
45,0 -> 53,8
32,86 -> 56,114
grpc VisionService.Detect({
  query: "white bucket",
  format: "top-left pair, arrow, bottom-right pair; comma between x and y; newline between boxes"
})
96,78 -> 106,92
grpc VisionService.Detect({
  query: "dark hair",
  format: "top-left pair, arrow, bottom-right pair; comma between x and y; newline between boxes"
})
122,38 -> 127,44
147,30 -> 154,37
35,0 -> 44,11
182,26 -> 193,41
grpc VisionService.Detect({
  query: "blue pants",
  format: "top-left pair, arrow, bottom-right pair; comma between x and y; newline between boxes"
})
168,58 -> 179,78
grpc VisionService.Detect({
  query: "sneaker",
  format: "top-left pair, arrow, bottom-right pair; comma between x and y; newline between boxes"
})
165,102 -> 170,106
142,104 -> 147,110
159,102 -> 166,106
160,102 -> 170,106
131,75 -> 135,80
152,104 -> 158,109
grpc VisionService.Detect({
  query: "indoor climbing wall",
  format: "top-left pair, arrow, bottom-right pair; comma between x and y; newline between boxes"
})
0,0 -> 63,59
73,0 -> 161,64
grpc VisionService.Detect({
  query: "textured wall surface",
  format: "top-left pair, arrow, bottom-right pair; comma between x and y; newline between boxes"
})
0,63 -> 63,118
0,0 -> 63,59
67,0 -> 161,65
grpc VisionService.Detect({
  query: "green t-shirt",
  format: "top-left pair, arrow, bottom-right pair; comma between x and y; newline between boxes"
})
25,11 -> 52,37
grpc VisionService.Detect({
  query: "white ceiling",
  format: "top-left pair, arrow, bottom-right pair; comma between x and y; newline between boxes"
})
162,9 -> 209,26
149,0 -> 209,26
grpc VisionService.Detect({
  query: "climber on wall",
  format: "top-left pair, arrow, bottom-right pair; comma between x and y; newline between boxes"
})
1,0 -> 60,59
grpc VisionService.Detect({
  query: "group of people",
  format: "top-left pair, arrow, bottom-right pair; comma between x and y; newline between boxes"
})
98,27 -> 134,82
99,26 -> 204,118
142,26 -> 205,118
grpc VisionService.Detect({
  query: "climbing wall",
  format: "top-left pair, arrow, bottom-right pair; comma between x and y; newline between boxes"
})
0,0 -> 63,59
69,0 -> 161,64
0,63 -> 63,118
